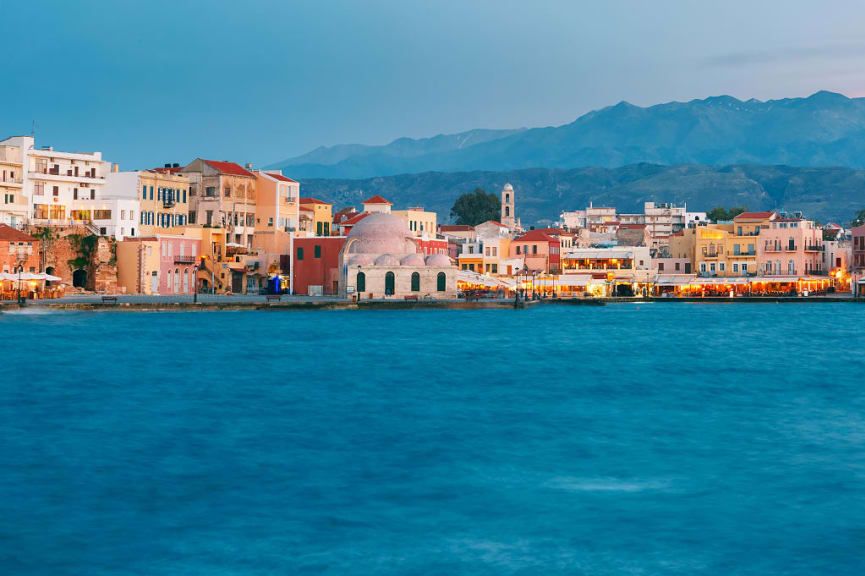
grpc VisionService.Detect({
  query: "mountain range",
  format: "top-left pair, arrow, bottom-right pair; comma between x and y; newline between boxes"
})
299,164 -> 864,226
269,91 -> 865,179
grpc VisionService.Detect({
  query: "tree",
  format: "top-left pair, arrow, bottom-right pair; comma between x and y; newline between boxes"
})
450,188 -> 500,226
706,205 -> 748,222
850,208 -> 865,227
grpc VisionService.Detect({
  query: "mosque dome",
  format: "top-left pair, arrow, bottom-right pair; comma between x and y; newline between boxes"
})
345,212 -> 415,255
425,254 -> 452,267
374,253 -> 402,266
346,253 -> 375,266
400,253 -> 426,266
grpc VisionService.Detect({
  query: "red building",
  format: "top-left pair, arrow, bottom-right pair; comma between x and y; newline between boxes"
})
291,236 -> 346,296
417,237 -> 449,257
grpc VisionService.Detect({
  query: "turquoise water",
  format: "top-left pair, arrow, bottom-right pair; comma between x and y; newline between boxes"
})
2,304 -> 865,575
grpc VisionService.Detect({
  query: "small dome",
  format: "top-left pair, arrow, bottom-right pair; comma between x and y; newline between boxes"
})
503,183 -> 513,191
374,253 -> 401,266
347,254 -> 375,266
400,253 -> 425,266
346,213 -> 415,255
425,254 -> 452,267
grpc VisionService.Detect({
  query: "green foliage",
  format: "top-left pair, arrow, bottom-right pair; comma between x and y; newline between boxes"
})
707,206 -> 748,222
450,188 -> 500,226
850,208 -> 865,227
66,234 -> 99,271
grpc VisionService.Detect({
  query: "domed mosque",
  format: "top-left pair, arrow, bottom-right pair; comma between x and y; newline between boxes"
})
339,212 -> 456,299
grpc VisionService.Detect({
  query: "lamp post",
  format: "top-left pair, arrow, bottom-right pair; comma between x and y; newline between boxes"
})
17,263 -> 24,306
193,264 -> 199,303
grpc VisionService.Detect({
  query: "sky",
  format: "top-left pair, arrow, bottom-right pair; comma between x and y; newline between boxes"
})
3,0 -> 865,170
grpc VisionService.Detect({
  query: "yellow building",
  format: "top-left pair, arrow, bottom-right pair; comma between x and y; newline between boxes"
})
115,168 -> 191,236
299,198 -> 332,236
670,212 -> 775,277
392,207 -> 436,238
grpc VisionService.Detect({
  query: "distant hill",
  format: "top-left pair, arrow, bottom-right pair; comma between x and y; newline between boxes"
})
269,91 -> 865,178
298,164 -> 865,226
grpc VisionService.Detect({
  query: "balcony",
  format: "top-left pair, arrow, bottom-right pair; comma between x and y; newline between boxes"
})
174,255 -> 196,265
162,198 -> 176,209
763,245 -> 782,252
785,245 -> 798,251
702,251 -> 721,258
805,245 -> 823,252
730,251 -> 756,257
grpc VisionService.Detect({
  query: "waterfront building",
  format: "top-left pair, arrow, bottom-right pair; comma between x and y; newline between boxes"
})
392,206 -> 436,238
291,236 -> 346,295
852,224 -> 865,295
438,224 -> 476,242
0,223 -> 39,273
509,229 -> 561,273
457,221 -> 512,275
560,245 -> 653,296
339,212 -> 457,299
9,136 -> 113,229
299,198 -> 332,236
757,216 -> 824,276
103,168 -> 190,238
252,170 -> 299,274
116,234 -> 200,295
182,159 -> 257,248
0,137 -> 27,228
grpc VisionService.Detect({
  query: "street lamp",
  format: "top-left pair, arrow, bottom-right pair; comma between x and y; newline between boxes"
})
193,264 -> 199,303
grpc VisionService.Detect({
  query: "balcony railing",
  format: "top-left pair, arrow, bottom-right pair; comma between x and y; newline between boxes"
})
764,245 -> 782,252
731,250 -> 756,257
174,255 -> 196,264
805,245 -> 823,251
785,245 -> 797,251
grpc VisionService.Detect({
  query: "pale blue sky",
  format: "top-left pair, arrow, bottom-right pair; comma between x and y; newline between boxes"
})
3,0 -> 865,170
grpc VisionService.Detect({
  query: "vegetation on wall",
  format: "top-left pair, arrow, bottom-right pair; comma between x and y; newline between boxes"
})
66,234 -> 99,271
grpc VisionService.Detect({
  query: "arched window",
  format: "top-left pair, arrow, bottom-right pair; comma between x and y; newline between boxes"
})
411,272 -> 420,292
505,193 -> 510,203
183,269 -> 189,293
505,206 -> 510,217
174,268 -> 180,292
166,269 -> 171,292
356,271 -> 366,292
385,271 -> 395,295
437,272 -> 446,292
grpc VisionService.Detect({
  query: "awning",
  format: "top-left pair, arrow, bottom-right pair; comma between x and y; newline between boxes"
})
654,274 -> 697,286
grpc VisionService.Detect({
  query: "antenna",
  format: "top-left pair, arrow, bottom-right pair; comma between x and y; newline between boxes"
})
31,120 -> 36,137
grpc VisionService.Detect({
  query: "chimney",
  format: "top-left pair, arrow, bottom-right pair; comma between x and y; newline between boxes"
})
112,163 -> 119,173
164,163 -> 171,168
172,163 -> 179,168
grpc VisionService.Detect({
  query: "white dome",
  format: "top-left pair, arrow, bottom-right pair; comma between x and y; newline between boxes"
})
503,183 -> 513,191
425,254 -> 452,267
346,213 -> 415,255
374,253 -> 402,266
400,253 -> 426,266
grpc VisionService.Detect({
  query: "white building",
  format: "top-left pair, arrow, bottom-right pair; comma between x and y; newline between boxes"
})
0,137 -> 27,228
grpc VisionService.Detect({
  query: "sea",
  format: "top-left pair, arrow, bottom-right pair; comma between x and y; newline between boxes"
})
2,303 -> 865,575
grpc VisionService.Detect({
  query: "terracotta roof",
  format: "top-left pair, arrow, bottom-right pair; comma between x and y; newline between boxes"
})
482,221 -> 507,228
826,222 -> 843,229
0,224 -> 36,243
439,225 -> 475,232
203,160 -> 255,178
333,207 -> 358,223
513,230 -> 557,243
733,211 -> 775,221
362,194 -> 392,205
534,227 -> 574,236
150,166 -> 183,174
340,212 -> 370,227
263,172 -> 297,183
300,197 -> 331,205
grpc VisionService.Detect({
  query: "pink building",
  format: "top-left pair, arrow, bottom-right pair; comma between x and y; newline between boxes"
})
758,217 -> 824,276
117,234 -> 201,295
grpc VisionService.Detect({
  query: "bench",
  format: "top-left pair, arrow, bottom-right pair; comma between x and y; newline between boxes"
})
101,296 -> 118,305
266,294 -> 281,302
404,295 -> 419,301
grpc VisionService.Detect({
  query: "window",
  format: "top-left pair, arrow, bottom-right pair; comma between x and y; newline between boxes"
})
674,262 -> 680,271
314,245 -> 321,258
742,263 -> 748,272
149,186 -> 154,200
733,263 -> 739,273
437,272 -> 446,291
658,262 -> 665,271
356,272 -> 366,292
491,264 -> 497,274
183,189 -> 187,203
224,186 -> 231,197
385,271 -> 395,295
532,245 -> 537,255
142,185 -> 147,199
411,272 -> 420,292
296,247 -> 304,260
268,217 -> 273,227
700,263 -> 706,273
719,262 -> 725,271
53,186 -> 59,197
788,260 -> 795,274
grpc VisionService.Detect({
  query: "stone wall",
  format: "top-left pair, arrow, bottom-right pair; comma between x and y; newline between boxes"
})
34,226 -> 118,293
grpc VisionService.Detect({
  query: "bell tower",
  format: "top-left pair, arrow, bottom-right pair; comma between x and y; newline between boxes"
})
501,183 -> 515,230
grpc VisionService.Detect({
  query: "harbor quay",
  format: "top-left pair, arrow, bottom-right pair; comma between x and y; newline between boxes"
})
2,137 -> 864,304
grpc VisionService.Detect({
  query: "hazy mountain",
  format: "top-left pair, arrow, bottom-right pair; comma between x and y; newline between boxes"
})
270,92 -> 865,178
266,128 -> 526,178
299,164 -> 865,226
